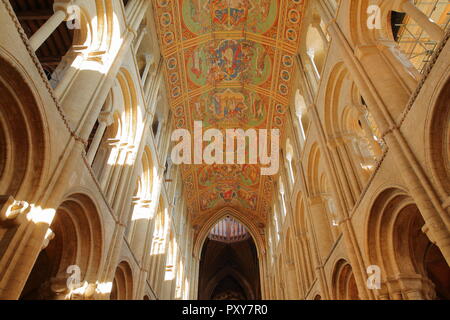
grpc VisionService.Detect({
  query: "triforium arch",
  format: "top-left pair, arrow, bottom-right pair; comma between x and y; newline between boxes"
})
293,192 -> 315,294
20,192 -> 103,300
110,260 -> 134,300
323,62 -> 382,201
331,259 -> 360,300
366,187 -> 450,300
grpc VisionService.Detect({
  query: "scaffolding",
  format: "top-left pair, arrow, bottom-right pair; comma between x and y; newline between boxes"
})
395,0 -> 450,73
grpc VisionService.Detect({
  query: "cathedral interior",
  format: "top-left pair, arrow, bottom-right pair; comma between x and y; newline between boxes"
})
0,0 -> 449,300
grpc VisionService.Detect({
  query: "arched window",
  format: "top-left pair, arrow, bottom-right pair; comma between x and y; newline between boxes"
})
295,90 -> 309,146
285,138 -> 295,184
279,177 -> 287,217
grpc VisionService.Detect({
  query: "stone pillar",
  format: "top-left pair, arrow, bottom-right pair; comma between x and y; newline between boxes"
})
0,197 -> 55,299
134,28 -> 147,53
86,111 -> 114,165
141,54 -> 155,85
29,1 -> 76,51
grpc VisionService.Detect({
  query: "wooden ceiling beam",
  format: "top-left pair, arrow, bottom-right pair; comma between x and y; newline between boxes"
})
16,10 -> 53,21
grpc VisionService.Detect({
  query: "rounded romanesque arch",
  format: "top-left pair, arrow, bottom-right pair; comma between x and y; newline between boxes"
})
20,193 -> 103,300
366,188 -> 450,300
110,260 -> 134,300
427,77 -> 450,198
293,192 -> 315,290
0,53 -> 47,202
331,259 -> 360,300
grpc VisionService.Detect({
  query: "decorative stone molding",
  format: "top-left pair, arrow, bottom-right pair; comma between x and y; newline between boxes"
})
0,195 -> 30,226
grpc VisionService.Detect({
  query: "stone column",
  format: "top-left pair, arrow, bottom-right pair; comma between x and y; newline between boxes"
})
0,198 -> 52,299
134,28 -> 147,54
29,1 -> 77,51
86,111 -> 114,165
141,54 -> 155,85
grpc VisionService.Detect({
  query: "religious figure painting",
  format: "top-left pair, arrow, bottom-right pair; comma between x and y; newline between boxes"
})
182,0 -> 277,34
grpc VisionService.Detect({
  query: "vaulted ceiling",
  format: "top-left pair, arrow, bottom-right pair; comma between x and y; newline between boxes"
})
152,0 -> 307,230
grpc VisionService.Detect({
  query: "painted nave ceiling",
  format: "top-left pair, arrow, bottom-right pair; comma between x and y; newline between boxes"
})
152,0 -> 306,230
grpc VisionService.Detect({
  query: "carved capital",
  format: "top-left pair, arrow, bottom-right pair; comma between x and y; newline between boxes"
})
0,195 -> 30,226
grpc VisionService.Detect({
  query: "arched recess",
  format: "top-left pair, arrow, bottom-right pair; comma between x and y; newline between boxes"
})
20,193 -> 103,300
346,0 -> 420,91
194,208 -> 264,300
284,229 -> 301,299
198,217 -> 260,300
305,143 -> 335,257
126,145 -> 154,254
8,0 -> 96,86
90,68 -> 140,203
91,111 -> 120,176
428,77 -> 450,198
331,259 -> 360,300
293,192 -> 315,291
0,53 -> 47,202
203,267 -> 256,300
110,260 -> 134,300
367,188 -> 450,300
347,0 -> 385,47
193,208 -> 265,260
324,63 -> 382,198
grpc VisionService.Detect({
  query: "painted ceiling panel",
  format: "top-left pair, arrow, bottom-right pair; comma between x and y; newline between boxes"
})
152,0 -> 306,229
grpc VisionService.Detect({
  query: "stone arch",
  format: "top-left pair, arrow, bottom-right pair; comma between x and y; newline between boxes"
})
93,0 -> 119,52
324,62 -> 348,135
193,207 -> 265,260
91,68 -> 140,202
203,267 -> 256,300
331,259 -> 359,300
195,208 -> 265,299
0,52 -> 47,202
324,62 -> 380,196
347,0 -> 383,47
284,228 -> 300,299
20,193 -> 103,300
91,111 -> 120,178
115,68 -> 140,145
366,187 -> 450,299
110,260 -> 134,300
305,142 -> 322,196
427,77 -> 450,198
